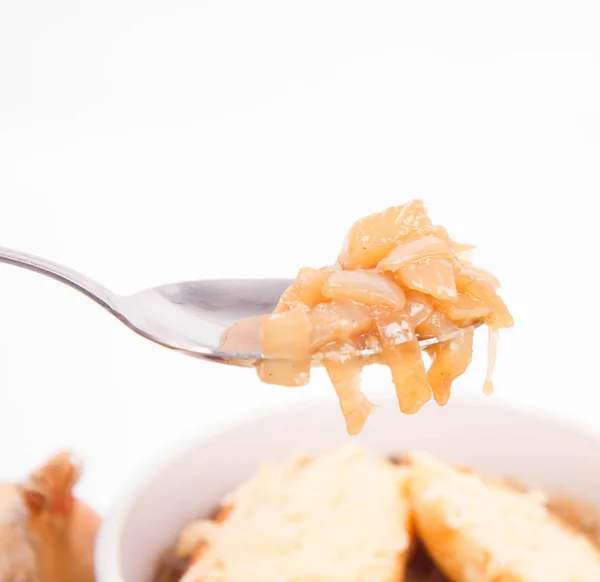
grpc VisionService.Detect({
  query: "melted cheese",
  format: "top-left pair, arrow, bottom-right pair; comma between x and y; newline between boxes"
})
410,452 -> 600,582
178,445 -> 411,582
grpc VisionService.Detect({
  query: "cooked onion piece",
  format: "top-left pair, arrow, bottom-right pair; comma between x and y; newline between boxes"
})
378,234 -> 454,271
277,267 -> 330,311
375,311 -> 432,414
309,301 -> 373,352
323,270 -> 406,309
223,200 -> 512,434
426,330 -> 474,406
337,200 -> 435,270
323,355 -> 374,436
257,310 -> 311,387
432,293 -> 492,322
395,257 -> 458,300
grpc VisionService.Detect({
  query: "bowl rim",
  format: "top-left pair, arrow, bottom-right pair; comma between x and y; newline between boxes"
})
94,394 -> 600,582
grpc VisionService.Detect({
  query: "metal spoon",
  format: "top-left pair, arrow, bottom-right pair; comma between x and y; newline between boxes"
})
0,246 -> 480,366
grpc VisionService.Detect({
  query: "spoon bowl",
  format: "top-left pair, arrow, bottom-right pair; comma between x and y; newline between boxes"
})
120,278 -> 292,364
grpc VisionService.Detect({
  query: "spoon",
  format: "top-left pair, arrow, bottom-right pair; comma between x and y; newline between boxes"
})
0,246 -> 480,366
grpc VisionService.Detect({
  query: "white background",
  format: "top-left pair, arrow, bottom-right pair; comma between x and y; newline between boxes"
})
1,0 -> 599,512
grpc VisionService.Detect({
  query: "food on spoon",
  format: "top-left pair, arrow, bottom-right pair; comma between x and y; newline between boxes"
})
0,451 -> 100,582
408,452 -> 600,581
222,200 -> 513,435
175,445 -> 413,582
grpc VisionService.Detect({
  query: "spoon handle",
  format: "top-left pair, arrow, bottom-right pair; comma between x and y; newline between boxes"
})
0,246 -> 119,313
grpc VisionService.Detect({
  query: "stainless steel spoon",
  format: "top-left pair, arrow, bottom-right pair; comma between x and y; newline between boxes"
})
0,246 -> 480,366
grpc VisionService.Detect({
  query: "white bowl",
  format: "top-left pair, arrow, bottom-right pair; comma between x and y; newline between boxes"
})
95,397 -> 600,582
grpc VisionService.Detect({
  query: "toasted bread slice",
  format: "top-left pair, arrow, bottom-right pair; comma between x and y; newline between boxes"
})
408,452 -> 600,581
178,445 -> 412,582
